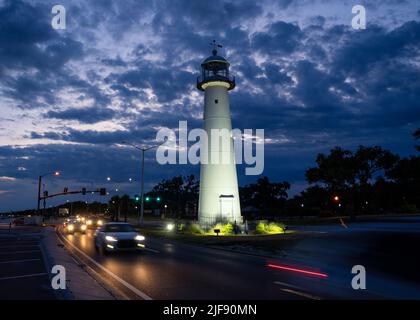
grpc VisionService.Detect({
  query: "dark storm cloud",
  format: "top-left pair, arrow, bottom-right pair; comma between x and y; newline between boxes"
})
0,0 -> 87,109
252,21 -> 303,55
0,0 -> 83,72
332,21 -> 420,76
45,107 -> 116,124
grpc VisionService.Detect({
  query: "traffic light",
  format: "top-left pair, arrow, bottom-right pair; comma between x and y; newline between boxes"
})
156,197 -> 161,202
63,187 -> 68,193
82,188 -> 86,195
145,196 -> 150,202
134,195 -> 140,202
99,188 -> 106,196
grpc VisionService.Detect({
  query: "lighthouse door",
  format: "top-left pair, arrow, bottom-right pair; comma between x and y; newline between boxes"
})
219,195 -> 234,222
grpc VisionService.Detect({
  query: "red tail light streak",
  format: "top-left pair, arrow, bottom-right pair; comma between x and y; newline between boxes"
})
268,263 -> 328,278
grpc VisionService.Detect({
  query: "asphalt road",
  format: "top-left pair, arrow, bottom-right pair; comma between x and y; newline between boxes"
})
0,224 -> 56,300
56,217 -> 420,300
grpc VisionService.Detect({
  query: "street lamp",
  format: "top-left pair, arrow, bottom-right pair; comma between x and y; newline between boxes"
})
121,140 -> 164,225
37,171 -> 60,214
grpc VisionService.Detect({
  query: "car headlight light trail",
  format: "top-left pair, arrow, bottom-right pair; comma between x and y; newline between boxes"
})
105,235 -> 117,242
135,235 -> 145,241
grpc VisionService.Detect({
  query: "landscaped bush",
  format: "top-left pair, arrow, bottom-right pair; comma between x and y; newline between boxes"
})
266,222 -> 285,233
255,222 -> 266,234
209,223 -> 234,235
255,222 -> 285,235
187,223 -> 205,235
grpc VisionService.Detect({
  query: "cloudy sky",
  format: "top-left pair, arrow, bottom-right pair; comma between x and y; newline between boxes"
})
0,0 -> 419,211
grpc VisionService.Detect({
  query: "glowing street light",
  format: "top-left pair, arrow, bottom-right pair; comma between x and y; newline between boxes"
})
37,171 -> 61,214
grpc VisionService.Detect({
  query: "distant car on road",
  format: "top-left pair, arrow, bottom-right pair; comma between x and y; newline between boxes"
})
85,217 -> 104,229
64,220 -> 87,234
94,222 -> 145,254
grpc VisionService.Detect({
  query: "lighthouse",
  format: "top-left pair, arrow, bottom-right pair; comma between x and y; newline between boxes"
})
197,41 -> 242,228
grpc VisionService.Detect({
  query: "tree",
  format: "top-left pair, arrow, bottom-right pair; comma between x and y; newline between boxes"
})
305,146 -> 399,216
149,175 -> 199,217
305,147 -> 355,193
386,156 -> 420,209
353,146 -> 399,186
240,176 -> 290,216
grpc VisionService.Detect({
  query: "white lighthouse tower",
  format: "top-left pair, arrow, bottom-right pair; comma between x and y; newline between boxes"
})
197,41 -> 242,228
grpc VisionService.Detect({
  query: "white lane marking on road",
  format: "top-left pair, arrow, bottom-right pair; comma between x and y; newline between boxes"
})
278,288 -> 322,300
274,281 -> 308,291
0,259 -> 41,264
59,231 -> 153,300
0,245 -> 39,248
0,250 -> 40,255
0,273 -> 48,281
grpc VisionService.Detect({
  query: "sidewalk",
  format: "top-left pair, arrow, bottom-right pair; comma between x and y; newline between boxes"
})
41,227 -> 116,300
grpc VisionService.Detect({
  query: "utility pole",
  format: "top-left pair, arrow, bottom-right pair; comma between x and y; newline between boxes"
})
37,176 -> 42,213
121,141 -> 164,225
140,149 -> 145,225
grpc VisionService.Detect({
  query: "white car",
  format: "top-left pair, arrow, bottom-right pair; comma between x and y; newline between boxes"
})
94,222 -> 146,254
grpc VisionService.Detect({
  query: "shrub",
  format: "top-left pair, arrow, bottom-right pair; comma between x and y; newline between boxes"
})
187,223 -> 205,235
255,222 -> 266,234
254,222 -> 285,235
221,223 -> 233,235
208,223 -> 234,235
266,222 -> 285,234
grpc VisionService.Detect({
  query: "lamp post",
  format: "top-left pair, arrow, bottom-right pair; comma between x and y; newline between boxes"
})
121,141 -> 164,225
37,171 -> 60,215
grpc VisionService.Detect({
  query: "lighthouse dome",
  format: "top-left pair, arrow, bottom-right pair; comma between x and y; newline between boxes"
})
202,54 -> 229,66
197,42 -> 235,91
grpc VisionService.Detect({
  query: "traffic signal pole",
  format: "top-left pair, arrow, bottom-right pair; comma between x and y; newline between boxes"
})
37,175 -> 41,213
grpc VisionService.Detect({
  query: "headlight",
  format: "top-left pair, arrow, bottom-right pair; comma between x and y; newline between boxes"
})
167,223 -> 175,231
68,224 -> 74,231
105,235 -> 117,242
97,220 -> 103,226
86,220 -> 92,225
135,235 -> 145,241
81,224 -> 87,231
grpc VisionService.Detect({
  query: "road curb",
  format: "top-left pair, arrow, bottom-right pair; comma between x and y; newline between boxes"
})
39,228 -> 74,300
42,227 -> 116,300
